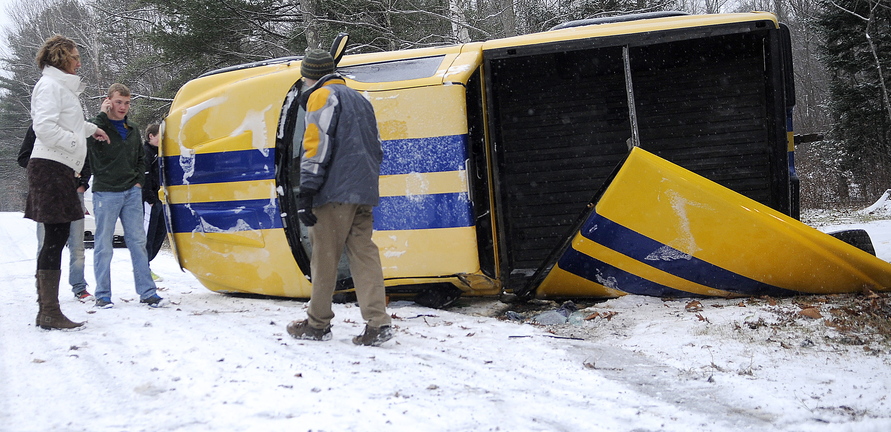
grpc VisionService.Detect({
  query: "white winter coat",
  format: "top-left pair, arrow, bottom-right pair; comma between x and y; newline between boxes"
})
29,66 -> 97,173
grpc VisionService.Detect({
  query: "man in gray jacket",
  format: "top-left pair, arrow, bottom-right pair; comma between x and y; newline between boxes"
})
286,49 -> 392,346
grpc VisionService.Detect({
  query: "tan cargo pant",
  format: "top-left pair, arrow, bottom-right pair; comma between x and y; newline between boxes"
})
307,202 -> 391,329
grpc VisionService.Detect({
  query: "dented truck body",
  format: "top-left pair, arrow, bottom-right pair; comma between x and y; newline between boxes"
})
160,12 -> 891,303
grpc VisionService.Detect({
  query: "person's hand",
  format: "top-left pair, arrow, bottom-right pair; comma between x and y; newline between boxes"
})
101,98 -> 111,114
297,190 -> 317,227
92,128 -> 109,142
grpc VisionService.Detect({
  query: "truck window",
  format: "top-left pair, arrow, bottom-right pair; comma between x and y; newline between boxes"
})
338,56 -> 445,82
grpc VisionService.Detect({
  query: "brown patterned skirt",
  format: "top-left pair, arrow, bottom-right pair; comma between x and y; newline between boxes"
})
24,158 -> 84,224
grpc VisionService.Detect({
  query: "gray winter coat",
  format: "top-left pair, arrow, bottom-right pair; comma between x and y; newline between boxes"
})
299,74 -> 382,207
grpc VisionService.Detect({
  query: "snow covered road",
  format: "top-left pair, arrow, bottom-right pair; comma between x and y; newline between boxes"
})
1,212 -> 890,431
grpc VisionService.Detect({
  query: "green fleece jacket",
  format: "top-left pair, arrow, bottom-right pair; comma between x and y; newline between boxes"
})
87,112 -> 145,192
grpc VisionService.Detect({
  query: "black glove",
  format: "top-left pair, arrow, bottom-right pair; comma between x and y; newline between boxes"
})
297,189 -> 318,227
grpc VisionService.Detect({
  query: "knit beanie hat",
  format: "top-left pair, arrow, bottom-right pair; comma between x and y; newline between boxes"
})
301,49 -> 335,80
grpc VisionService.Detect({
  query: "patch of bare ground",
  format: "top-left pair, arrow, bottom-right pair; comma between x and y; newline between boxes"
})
480,289 -> 891,355
774,290 -> 891,351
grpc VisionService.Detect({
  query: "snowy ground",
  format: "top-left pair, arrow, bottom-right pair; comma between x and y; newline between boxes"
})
1,211 -> 890,432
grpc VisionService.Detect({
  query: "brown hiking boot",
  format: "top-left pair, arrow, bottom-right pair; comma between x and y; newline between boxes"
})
286,320 -> 332,341
352,324 -> 393,346
36,270 -> 84,331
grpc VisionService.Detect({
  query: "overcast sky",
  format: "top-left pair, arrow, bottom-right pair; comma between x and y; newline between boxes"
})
0,0 -> 14,57
0,0 -> 10,27
0,0 -> 13,83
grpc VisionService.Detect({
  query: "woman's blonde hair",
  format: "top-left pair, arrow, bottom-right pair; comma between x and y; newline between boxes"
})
36,35 -> 77,70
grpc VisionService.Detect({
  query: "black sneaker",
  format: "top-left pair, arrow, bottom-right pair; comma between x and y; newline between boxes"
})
140,294 -> 168,308
352,324 -> 393,346
286,320 -> 332,341
95,297 -> 114,309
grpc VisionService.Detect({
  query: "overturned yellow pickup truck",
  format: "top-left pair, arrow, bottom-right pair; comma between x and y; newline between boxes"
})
161,11 -> 891,307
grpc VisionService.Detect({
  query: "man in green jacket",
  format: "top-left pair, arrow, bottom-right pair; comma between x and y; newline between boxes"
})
87,83 -> 165,308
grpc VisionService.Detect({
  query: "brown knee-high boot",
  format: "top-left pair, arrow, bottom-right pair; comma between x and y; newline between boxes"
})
36,269 -> 84,330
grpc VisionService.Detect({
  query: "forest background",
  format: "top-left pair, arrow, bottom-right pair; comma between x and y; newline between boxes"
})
0,0 -> 888,214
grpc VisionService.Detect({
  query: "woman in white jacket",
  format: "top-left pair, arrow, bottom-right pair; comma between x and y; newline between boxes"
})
25,35 -> 108,330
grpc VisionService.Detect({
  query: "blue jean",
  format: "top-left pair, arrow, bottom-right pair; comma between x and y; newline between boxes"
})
92,186 -> 157,300
37,192 -> 87,293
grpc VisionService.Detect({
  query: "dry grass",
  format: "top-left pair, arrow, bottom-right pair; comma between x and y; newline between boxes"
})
818,291 -> 891,346
745,290 -> 891,352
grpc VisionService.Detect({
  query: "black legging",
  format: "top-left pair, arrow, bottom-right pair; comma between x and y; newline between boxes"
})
37,222 -> 70,270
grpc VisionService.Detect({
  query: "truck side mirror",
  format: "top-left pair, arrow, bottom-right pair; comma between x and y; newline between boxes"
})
330,33 -> 349,67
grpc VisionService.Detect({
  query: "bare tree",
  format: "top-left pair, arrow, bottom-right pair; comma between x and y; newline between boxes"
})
675,0 -> 733,14
301,0 -> 322,49
1,0 -> 104,126
496,0 -> 517,37
449,0 -> 472,42
0,0 -> 103,212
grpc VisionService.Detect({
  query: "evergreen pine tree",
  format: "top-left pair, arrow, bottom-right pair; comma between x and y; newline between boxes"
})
815,0 -> 891,201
